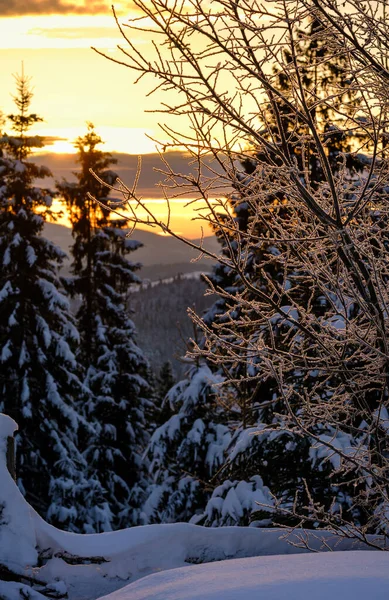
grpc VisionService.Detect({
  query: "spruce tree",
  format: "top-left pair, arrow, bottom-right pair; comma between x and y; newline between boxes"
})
58,125 -> 153,529
143,362 -> 231,523
0,71 -> 102,532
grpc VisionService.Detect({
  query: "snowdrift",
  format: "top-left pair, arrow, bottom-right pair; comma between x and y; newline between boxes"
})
0,414 -> 384,600
97,551 -> 389,600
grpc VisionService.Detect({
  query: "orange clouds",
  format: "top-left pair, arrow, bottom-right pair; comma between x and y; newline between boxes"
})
0,1 -> 107,16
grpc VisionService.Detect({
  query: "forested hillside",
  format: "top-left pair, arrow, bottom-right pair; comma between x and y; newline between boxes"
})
43,221 -> 218,281
130,275 -> 212,378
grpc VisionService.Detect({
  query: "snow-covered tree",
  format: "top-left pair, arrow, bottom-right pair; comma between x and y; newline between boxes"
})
58,126 -> 153,529
57,123 -> 117,360
0,71 -> 104,532
143,363 -> 231,523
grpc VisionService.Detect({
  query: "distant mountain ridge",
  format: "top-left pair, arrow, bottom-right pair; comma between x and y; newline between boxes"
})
40,150 -> 223,280
43,222 -> 219,281
36,150 -> 228,199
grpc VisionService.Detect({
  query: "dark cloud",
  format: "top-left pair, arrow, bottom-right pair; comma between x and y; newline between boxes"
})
0,1 -> 109,17
41,136 -> 67,145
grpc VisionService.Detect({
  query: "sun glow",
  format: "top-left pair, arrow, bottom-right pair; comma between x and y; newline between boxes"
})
48,196 -> 213,240
0,15 -> 120,49
35,127 -> 161,156
0,5 -> 215,238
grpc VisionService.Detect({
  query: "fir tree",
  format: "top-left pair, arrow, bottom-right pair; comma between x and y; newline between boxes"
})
57,123 -> 117,360
58,126 -> 153,529
143,362 -> 231,523
0,71 -> 103,532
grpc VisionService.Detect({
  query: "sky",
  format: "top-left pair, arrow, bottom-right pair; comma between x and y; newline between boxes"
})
0,1 -> 167,154
0,0 -> 219,238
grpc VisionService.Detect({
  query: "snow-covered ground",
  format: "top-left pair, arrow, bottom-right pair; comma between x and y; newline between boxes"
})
0,413 -> 387,600
98,551 -> 389,600
28,509 -> 380,600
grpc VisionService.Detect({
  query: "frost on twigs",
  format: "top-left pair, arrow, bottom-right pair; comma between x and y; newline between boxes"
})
90,0 -> 389,544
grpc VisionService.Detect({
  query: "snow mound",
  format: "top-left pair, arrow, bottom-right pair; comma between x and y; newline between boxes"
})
96,551 -> 389,600
0,415 -> 38,573
0,413 -> 385,600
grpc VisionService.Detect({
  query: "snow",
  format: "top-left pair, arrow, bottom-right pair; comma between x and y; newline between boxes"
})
0,413 -> 387,600
204,423 -> 231,472
270,305 -> 299,326
0,582 -> 48,600
98,551 -> 389,600
0,280 -> 13,302
0,415 -> 38,573
325,314 -> 346,332
35,517 -> 324,573
1,339 -> 12,362
309,429 -> 360,471
375,406 -> 389,432
25,513 -> 387,600
194,477 -> 274,527
26,245 -> 37,266
0,413 -> 18,446
167,365 -> 222,409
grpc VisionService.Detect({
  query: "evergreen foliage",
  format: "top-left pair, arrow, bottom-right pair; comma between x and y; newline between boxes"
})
0,72 -> 101,532
143,363 -> 231,523
154,361 -> 176,425
57,123 -> 117,360
129,275 -> 210,378
58,125 -> 153,529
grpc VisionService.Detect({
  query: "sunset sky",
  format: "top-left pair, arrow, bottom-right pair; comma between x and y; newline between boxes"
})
0,1 -> 167,154
0,1 -> 218,237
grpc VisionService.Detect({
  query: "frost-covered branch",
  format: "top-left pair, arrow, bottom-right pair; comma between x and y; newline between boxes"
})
91,0 -> 389,541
